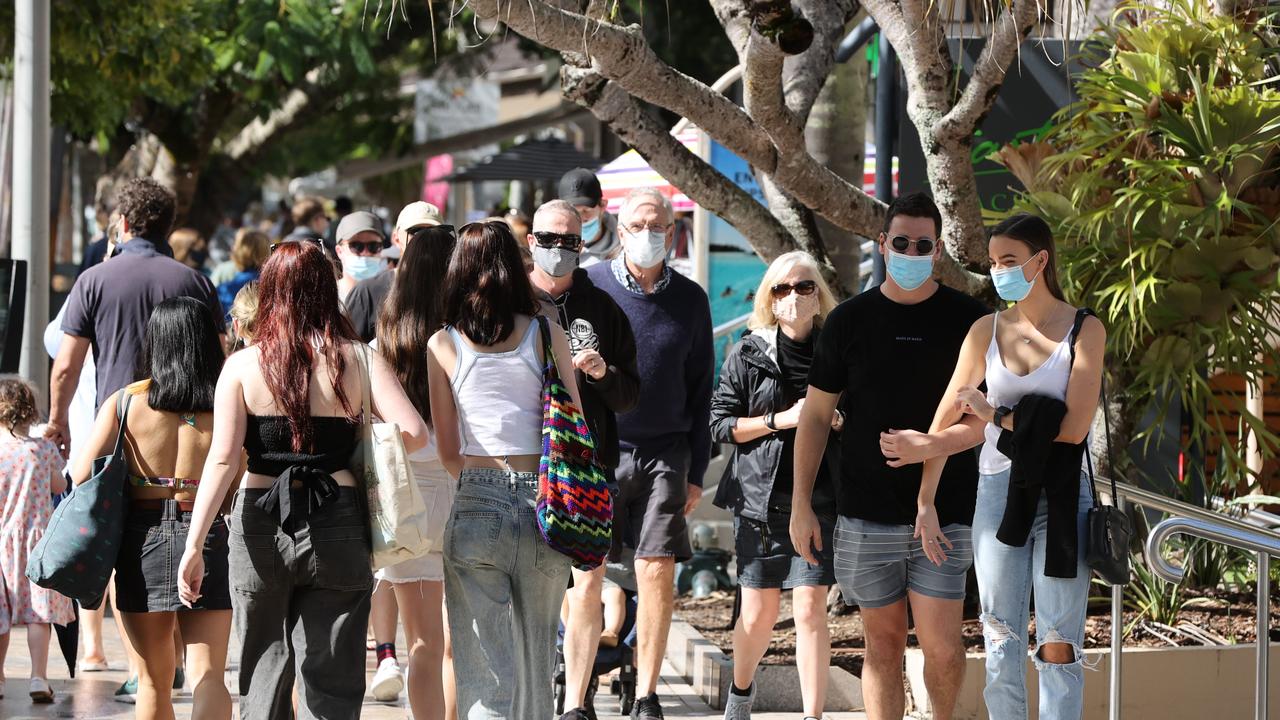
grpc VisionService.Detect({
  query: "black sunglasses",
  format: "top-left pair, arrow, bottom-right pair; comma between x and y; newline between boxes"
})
533,231 -> 583,250
770,280 -> 818,299
341,239 -> 385,255
887,234 -> 936,255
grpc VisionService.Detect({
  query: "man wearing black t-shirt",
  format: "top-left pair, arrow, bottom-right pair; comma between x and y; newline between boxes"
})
790,193 -> 988,720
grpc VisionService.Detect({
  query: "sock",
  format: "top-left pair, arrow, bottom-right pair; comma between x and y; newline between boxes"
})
375,642 -> 396,663
731,683 -> 752,696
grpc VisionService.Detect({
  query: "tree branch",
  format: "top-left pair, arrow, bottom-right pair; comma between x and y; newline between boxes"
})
471,0 -> 887,239
937,0 -> 1040,135
562,67 -> 799,266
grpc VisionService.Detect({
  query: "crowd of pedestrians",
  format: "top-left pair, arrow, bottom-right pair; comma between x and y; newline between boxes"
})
0,170 -> 1106,720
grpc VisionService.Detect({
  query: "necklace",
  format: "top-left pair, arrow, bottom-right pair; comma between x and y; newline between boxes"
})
1018,311 -> 1055,345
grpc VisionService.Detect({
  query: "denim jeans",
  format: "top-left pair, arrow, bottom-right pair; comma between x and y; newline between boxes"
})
228,487 -> 373,720
973,468 -> 1092,720
444,468 -> 572,720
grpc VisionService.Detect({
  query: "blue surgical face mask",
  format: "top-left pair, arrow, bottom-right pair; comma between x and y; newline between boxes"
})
886,248 -> 934,291
343,255 -> 385,282
580,216 -> 601,242
991,253 -> 1044,303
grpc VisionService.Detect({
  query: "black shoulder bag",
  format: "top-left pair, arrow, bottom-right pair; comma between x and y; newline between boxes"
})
1068,308 -> 1132,586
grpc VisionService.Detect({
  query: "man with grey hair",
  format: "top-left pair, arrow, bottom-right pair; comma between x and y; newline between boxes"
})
526,198 -> 640,720
585,188 -> 714,719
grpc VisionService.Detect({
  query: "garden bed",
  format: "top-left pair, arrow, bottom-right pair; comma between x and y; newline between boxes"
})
675,587 -> 1280,678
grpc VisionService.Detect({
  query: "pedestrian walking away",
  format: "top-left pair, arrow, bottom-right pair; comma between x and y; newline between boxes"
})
0,378 -> 73,704
73,298 -> 233,720
427,221 -> 583,720
792,192 -> 988,720
177,241 -> 429,720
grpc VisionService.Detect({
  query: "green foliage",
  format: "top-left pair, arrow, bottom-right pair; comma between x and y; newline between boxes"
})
1003,0 -> 1280,488
1124,557 -> 1190,634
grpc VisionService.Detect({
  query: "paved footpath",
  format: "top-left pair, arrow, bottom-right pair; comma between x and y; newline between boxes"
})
0,619 -> 879,719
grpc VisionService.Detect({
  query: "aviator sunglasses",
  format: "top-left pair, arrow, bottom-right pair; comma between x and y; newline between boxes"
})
887,234 -> 936,255
770,280 -> 818,299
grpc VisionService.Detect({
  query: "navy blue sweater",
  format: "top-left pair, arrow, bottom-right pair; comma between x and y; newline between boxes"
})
586,261 -> 715,486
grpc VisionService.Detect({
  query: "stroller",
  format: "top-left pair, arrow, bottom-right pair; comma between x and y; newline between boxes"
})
553,589 -> 639,718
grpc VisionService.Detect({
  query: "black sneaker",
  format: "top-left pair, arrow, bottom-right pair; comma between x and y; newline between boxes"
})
560,709 -> 592,720
631,693 -> 665,719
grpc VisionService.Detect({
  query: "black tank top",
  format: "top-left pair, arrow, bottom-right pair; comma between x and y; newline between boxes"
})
244,415 -> 359,476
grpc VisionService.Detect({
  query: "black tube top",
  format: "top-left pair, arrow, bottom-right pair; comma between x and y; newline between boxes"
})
244,415 -> 359,476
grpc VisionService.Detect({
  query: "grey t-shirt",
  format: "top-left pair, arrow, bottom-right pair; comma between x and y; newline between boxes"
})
61,238 -> 225,409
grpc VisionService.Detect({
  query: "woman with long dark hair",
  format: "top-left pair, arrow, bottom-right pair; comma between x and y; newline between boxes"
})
72,297 -> 230,720
368,225 -> 456,719
177,241 -> 429,720
915,213 -> 1106,719
426,221 -> 583,719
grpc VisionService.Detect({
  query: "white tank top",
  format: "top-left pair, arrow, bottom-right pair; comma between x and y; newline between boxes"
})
447,320 -> 544,457
978,311 -> 1076,474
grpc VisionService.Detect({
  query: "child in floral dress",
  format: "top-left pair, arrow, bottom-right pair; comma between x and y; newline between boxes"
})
0,377 -> 71,703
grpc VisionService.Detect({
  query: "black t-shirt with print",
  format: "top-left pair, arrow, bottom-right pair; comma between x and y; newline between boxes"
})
808,285 -> 988,527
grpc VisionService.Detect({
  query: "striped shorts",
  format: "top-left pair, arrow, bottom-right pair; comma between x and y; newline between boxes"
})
833,516 -> 973,608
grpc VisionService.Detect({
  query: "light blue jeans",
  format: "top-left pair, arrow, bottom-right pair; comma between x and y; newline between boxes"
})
443,468 -> 571,720
973,468 -> 1092,720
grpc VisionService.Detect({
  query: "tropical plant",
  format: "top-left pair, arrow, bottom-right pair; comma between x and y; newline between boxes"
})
999,0 -> 1280,488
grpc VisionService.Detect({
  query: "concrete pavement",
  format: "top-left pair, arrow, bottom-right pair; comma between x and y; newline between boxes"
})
0,616 -> 880,719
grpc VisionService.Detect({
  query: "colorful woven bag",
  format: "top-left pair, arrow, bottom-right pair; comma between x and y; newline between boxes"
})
534,316 -> 613,570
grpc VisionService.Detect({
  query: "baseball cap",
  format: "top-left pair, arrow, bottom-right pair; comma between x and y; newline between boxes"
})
558,168 -> 603,208
396,201 -> 444,232
336,211 -> 386,244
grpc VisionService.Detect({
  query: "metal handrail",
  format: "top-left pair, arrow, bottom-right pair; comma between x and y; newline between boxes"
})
1100,477 -> 1280,720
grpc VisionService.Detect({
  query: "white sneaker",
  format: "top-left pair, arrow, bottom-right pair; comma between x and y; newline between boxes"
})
30,677 -> 54,703
369,657 -> 404,702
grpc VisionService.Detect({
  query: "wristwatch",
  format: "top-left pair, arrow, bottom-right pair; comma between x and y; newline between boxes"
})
765,412 -> 778,431
993,405 -> 1013,428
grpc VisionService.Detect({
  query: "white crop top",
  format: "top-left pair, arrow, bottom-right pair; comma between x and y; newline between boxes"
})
447,320 -> 544,457
978,311 -> 1076,475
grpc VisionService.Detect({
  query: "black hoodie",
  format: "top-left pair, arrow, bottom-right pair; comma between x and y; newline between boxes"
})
536,267 -> 641,470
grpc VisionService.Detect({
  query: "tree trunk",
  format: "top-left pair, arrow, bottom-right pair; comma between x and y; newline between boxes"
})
805,42 -> 869,288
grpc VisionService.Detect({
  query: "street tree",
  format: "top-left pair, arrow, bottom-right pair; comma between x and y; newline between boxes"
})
463,0 -> 1054,294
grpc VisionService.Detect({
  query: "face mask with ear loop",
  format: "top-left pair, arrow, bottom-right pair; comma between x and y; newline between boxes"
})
990,252 -> 1046,303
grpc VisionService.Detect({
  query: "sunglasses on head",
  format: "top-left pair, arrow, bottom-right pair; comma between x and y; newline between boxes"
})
887,234 -> 936,255
770,280 -> 818,299
532,231 -> 583,250
269,237 -> 325,253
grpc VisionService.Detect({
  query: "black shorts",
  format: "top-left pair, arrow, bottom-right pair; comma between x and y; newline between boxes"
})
114,500 -> 231,613
734,509 -> 836,590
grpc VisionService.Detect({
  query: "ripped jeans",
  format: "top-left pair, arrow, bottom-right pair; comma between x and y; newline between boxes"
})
973,468 -> 1092,720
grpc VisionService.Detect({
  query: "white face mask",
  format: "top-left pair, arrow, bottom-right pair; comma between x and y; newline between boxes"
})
622,228 -> 668,268
773,292 -> 819,325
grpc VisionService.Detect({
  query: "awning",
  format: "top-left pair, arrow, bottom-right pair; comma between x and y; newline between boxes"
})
443,137 -> 602,183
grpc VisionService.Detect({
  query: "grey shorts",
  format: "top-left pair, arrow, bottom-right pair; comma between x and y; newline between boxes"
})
610,439 -> 692,562
833,516 -> 973,608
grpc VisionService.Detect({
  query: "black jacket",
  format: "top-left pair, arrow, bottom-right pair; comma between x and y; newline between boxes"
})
710,328 -> 839,522
996,393 -> 1087,578
537,268 -> 640,470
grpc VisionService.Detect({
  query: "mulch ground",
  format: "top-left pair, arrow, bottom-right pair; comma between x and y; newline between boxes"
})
675,587 -> 1280,677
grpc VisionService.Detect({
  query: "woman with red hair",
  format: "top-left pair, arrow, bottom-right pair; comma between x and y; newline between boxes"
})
178,240 -> 429,720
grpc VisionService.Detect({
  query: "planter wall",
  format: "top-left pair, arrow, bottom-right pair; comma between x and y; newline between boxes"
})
667,618 -> 864,711
905,643 -> 1280,719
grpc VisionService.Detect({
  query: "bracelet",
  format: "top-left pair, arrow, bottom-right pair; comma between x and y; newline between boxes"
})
765,412 -> 778,431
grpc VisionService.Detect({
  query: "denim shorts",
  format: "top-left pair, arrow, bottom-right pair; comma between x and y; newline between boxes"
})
734,509 -> 836,590
833,516 -> 973,608
114,499 -> 231,613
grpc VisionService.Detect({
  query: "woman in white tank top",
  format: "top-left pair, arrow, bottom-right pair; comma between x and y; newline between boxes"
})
911,214 -> 1106,720
425,221 -> 583,720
